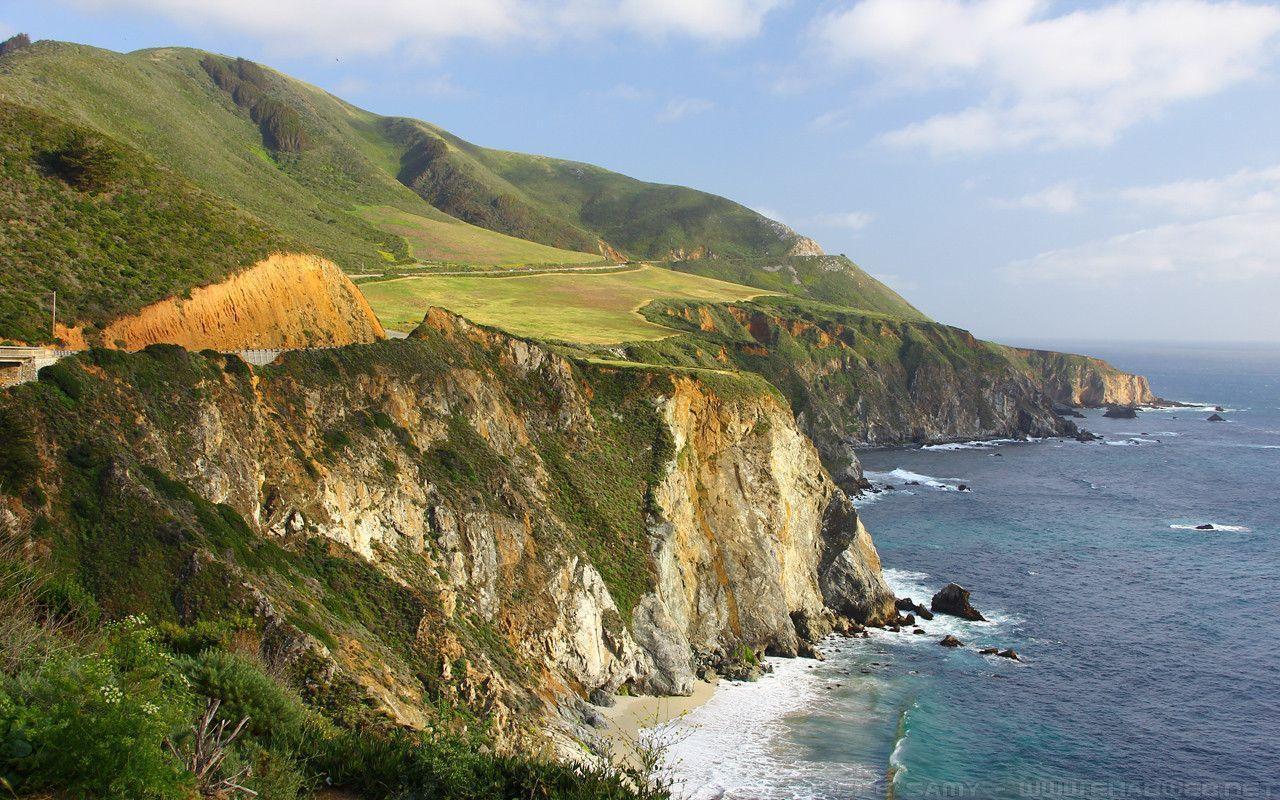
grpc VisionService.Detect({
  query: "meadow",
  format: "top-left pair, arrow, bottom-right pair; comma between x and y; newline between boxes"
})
359,265 -> 770,343
356,205 -> 603,267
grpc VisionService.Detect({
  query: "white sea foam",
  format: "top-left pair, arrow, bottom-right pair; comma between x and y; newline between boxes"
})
920,437 -> 1023,452
650,658 -> 880,799
863,468 -> 968,492
1169,523 -> 1252,533
881,568 -> 1022,637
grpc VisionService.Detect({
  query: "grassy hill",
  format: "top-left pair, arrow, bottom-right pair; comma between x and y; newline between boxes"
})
0,39 -> 811,280
0,100 -> 293,343
669,254 -> 929,321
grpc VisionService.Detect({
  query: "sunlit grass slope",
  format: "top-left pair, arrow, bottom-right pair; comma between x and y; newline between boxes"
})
360,266 -> 771,343
355,206 -> 602,267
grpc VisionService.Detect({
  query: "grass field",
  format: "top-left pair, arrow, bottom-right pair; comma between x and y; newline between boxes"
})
356,205 -> 603,267
360,265 -> 771,343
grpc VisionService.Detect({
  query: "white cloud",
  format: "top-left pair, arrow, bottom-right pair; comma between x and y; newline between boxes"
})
657,96 -> 714,122
817,0 -> 1280,154
1009,212 -> 1280,283
994,183 -> 1080,213
70,0 -> 783,56
807,109 -> 853,132
811,211 -> 874,230
1119,165 -> 1280,217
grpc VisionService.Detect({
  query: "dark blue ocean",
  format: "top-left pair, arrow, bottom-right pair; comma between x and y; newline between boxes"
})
655,342 -> 1280,799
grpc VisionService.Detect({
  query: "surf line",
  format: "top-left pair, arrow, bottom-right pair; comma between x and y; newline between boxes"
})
885,697 -> 915,800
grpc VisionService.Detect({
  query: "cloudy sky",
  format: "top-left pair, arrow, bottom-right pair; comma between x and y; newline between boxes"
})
9,0 -> 1280,344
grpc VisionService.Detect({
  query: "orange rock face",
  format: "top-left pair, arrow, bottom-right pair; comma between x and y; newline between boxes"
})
58,253 -> 385,351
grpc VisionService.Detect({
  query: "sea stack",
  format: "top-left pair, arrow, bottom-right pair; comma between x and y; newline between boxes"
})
931,583 -> 986,621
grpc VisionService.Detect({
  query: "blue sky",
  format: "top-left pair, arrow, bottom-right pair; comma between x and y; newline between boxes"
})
8,0 -> 1280,344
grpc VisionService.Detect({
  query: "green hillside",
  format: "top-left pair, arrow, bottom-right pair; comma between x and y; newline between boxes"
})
0,100 -> 292,343
407,121 -> 809,259
669,255 -> 929,321
0,40 -> 810,274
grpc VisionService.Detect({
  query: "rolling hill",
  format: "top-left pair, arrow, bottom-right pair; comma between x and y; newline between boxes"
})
0,39 -> 814,276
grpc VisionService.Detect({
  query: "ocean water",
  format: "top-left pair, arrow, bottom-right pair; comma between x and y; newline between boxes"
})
652,343 -> 1280,799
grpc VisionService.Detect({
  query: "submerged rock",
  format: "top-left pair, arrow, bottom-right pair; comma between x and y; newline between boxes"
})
1207,413 -> 1225,422
939,635 -> 964,648
1195,523 -> 1215,531
931,583 -> 986,621
1103,405 -> 1138,419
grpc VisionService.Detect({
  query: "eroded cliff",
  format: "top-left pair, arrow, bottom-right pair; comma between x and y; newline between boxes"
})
1006,347 -> 1158,407
621,300 -> 1072,486
0,308 -> 891,760
56,253 -> 385,350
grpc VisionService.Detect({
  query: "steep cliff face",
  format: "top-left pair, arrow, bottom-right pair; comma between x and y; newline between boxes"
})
635,377 -> 893,694
1,309 -> 891,758
1007,347 -> 1158,407
57,253 -> 385,350
624,300 -> 1069,486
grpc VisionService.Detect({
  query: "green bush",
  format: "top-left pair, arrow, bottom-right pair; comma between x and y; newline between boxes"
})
181,650 -> 307,745
1,616 -> 193,799
37,361 -> 83,401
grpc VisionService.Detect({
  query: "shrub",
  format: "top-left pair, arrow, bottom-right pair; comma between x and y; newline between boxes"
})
0,33 -> 32,57
37,361 -> 83,401
3,617 -> 194,799
43,132 -> 123,190
181,650 -> 306,746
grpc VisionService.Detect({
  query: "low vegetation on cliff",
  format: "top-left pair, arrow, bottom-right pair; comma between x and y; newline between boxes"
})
0,100 -> 291,344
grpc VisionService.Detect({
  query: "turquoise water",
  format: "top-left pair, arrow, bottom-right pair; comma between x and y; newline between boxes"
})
655,343 -> 1279,799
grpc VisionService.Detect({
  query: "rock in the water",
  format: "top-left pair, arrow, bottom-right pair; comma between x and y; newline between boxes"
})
957,484 -> 971,492
997,649 -> 1020,661
931,583 -> 986,621
1207,413 -> 1225,422
1053,403 -> 1086,418
913,628 -> 925,635
1103,405 -> 1138,419
1214,405 -> 1225,412
1074,429 -> 1100,442
979,647 -> 1000,655
939,635 -> 964,648
895,597 -> 917,611
1195,523 -> 1215,530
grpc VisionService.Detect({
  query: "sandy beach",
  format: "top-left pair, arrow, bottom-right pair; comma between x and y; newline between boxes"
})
597,679 -> 719,767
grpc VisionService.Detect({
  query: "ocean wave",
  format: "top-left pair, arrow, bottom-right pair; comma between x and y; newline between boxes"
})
651,658 -> 880,799
1140,401 -> 1232,413
881,568 -> 1022,636
1169,523 -> 1252,533
920,438 -> 1023,452
863,468 -> 968,492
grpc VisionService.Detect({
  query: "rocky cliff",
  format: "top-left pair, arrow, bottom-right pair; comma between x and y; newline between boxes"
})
621,300 -> 1071,487
0,308 -> 892,760
56,253 -> 385,350
1006,347 -> 1158,407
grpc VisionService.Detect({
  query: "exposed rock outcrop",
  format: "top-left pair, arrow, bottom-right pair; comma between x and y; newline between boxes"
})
2,308 -> 893,758
786,236 -> 825,257
56,252 -> 385,351
1009,347 -> 1157,408
931,583 -> 985,621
